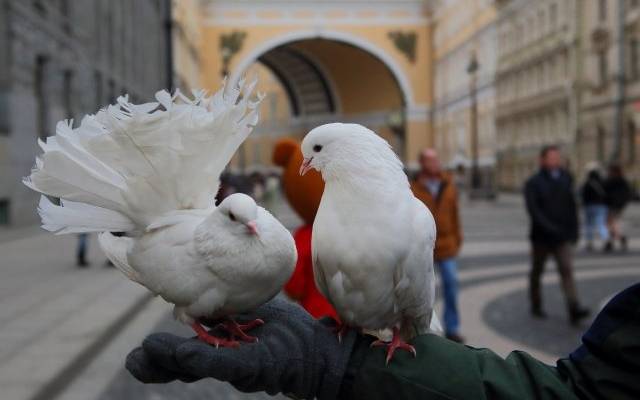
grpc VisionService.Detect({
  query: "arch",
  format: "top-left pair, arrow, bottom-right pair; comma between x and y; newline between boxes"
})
258,46 -> 337,116
229,29 -> 414,107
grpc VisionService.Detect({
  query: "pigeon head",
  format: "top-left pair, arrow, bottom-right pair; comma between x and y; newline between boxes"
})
300,123 -> 403,182
217,193 -> 259,235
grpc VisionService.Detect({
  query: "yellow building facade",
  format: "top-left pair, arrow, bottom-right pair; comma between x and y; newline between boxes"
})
431,0 -> 498,192
186,0 -> 433,171
172,0 -> 203,92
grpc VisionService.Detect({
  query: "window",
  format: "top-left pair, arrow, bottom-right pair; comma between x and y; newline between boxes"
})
94,71 -> 103,108
538,9 -> 546,37
35,55 -> 49,139
597,126 -> 606,161
0,90 -> 8,135
599,0 -> 607,22
63,70 -> 73,119
108,79 -> 115,104
549,3 -> 558,28
0,198 -> 9,226
33,0 -> 46,15
630,38 -> 640,80
598,50 -> 608,87
628,120 -> 637,163
60,0 -> 70,33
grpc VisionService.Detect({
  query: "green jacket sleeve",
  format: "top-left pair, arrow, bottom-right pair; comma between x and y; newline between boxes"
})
342,334 -> 577,400
340,284 -> 640,400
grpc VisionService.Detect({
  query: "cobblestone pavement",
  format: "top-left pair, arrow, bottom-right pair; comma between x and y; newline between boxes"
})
453,194 -> 640,363
2,193 -> 639,399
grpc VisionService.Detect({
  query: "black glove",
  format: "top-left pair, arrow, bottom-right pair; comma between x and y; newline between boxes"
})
126,297 -> 358,400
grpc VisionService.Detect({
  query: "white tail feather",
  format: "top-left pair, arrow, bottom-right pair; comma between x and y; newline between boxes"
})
24,79 -> 261,234
98,232 -> 142,285
38,196 -> 134,234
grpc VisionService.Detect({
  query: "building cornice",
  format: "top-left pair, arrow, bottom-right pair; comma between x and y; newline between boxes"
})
496,86 -> 569,120
202,1 -> 431,26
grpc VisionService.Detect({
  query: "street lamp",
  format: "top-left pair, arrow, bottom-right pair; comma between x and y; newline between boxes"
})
467,51 -> 481,196
387,110 -> 406,159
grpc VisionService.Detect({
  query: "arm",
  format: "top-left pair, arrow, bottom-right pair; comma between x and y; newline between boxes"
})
344,335 -> 576,400
127,284 -> 640,400
452,188 -> 463,250
524,180 -> 562,236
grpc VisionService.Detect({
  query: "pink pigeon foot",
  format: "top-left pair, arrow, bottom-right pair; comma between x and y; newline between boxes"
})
218,318 -> 264,343
191,321 -> 240,348
370,327 -> 417,365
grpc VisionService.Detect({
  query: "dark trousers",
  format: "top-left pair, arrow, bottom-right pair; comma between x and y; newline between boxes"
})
529,242 -> 578,312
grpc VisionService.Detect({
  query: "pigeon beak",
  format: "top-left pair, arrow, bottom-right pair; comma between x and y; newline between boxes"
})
299,157 -> 313,176
246,221 -> 258,235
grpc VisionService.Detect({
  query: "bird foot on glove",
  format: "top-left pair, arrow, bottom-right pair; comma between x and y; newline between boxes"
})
332,322 -> 351,343
218,318 -> 264,343
191,321 -> 240,348
370,327 -> 416,365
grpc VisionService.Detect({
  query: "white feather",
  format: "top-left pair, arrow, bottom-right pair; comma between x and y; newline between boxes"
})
98,232 -> 141,284
37,196 -> 134,234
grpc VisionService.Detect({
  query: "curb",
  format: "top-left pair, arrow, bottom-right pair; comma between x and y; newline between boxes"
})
29,292 -> 155,400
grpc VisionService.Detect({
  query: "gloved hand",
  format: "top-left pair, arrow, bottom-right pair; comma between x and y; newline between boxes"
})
126,297 -> 358,400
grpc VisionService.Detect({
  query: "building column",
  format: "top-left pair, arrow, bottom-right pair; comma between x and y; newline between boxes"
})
405,104 -> 430,168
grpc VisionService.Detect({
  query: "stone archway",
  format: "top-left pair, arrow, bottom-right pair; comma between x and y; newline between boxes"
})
229,29 -> 414,109
228,32 -> 410,166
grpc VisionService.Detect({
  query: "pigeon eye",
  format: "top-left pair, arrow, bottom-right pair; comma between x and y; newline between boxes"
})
313,144 -> 322,152
228,212 -> 236,222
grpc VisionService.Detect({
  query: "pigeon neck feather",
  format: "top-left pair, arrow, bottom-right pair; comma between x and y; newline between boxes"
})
321,141 -> 409,195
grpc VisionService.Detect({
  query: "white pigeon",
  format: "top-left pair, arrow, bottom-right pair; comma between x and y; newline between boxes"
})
23,80 -> 297,347
300,122 -> 439,364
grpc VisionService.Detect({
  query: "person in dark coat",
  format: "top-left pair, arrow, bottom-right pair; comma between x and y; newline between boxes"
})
603,164 -> 633,252
580,166 -> 609,251
524,145 -> 589,325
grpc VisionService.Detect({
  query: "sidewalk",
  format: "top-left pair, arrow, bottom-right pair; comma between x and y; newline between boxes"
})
0,231 -> 151,400
1,194 -> 639,400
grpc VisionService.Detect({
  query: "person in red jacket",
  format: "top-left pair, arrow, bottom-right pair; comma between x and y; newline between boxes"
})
272,139 -> 337,319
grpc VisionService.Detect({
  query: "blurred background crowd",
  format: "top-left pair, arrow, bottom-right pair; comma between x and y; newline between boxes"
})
0,1 -> 639,399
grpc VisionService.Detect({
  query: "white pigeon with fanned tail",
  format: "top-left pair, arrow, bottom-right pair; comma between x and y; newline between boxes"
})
24,80 -> 297,347
300,123 -> 441,364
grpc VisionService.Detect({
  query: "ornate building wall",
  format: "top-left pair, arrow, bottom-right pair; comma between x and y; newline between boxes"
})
579,0 -> 640,187
198,0 -> 433,168
0,0 -> 170,227
495,0 -> 580,190
431,0 -> 498,191
172,0 -> 202,92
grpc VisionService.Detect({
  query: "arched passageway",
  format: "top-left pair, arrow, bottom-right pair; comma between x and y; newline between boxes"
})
230,36 -> 410,170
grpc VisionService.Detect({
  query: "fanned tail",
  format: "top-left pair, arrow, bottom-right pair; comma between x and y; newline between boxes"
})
24,78 -> 261,234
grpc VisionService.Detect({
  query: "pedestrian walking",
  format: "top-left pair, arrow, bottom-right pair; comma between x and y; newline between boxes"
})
524,145 -> 589,325
411,148 -> 464,343
604,164 -> 633,252
580,164 -> 609,251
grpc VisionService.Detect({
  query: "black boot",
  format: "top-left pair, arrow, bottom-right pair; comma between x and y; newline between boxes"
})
603,241 -> 613,253
531,306 -> 548,319
77,256 -> 89,267
569,304 -> 590,326
620,236 -> 628,251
